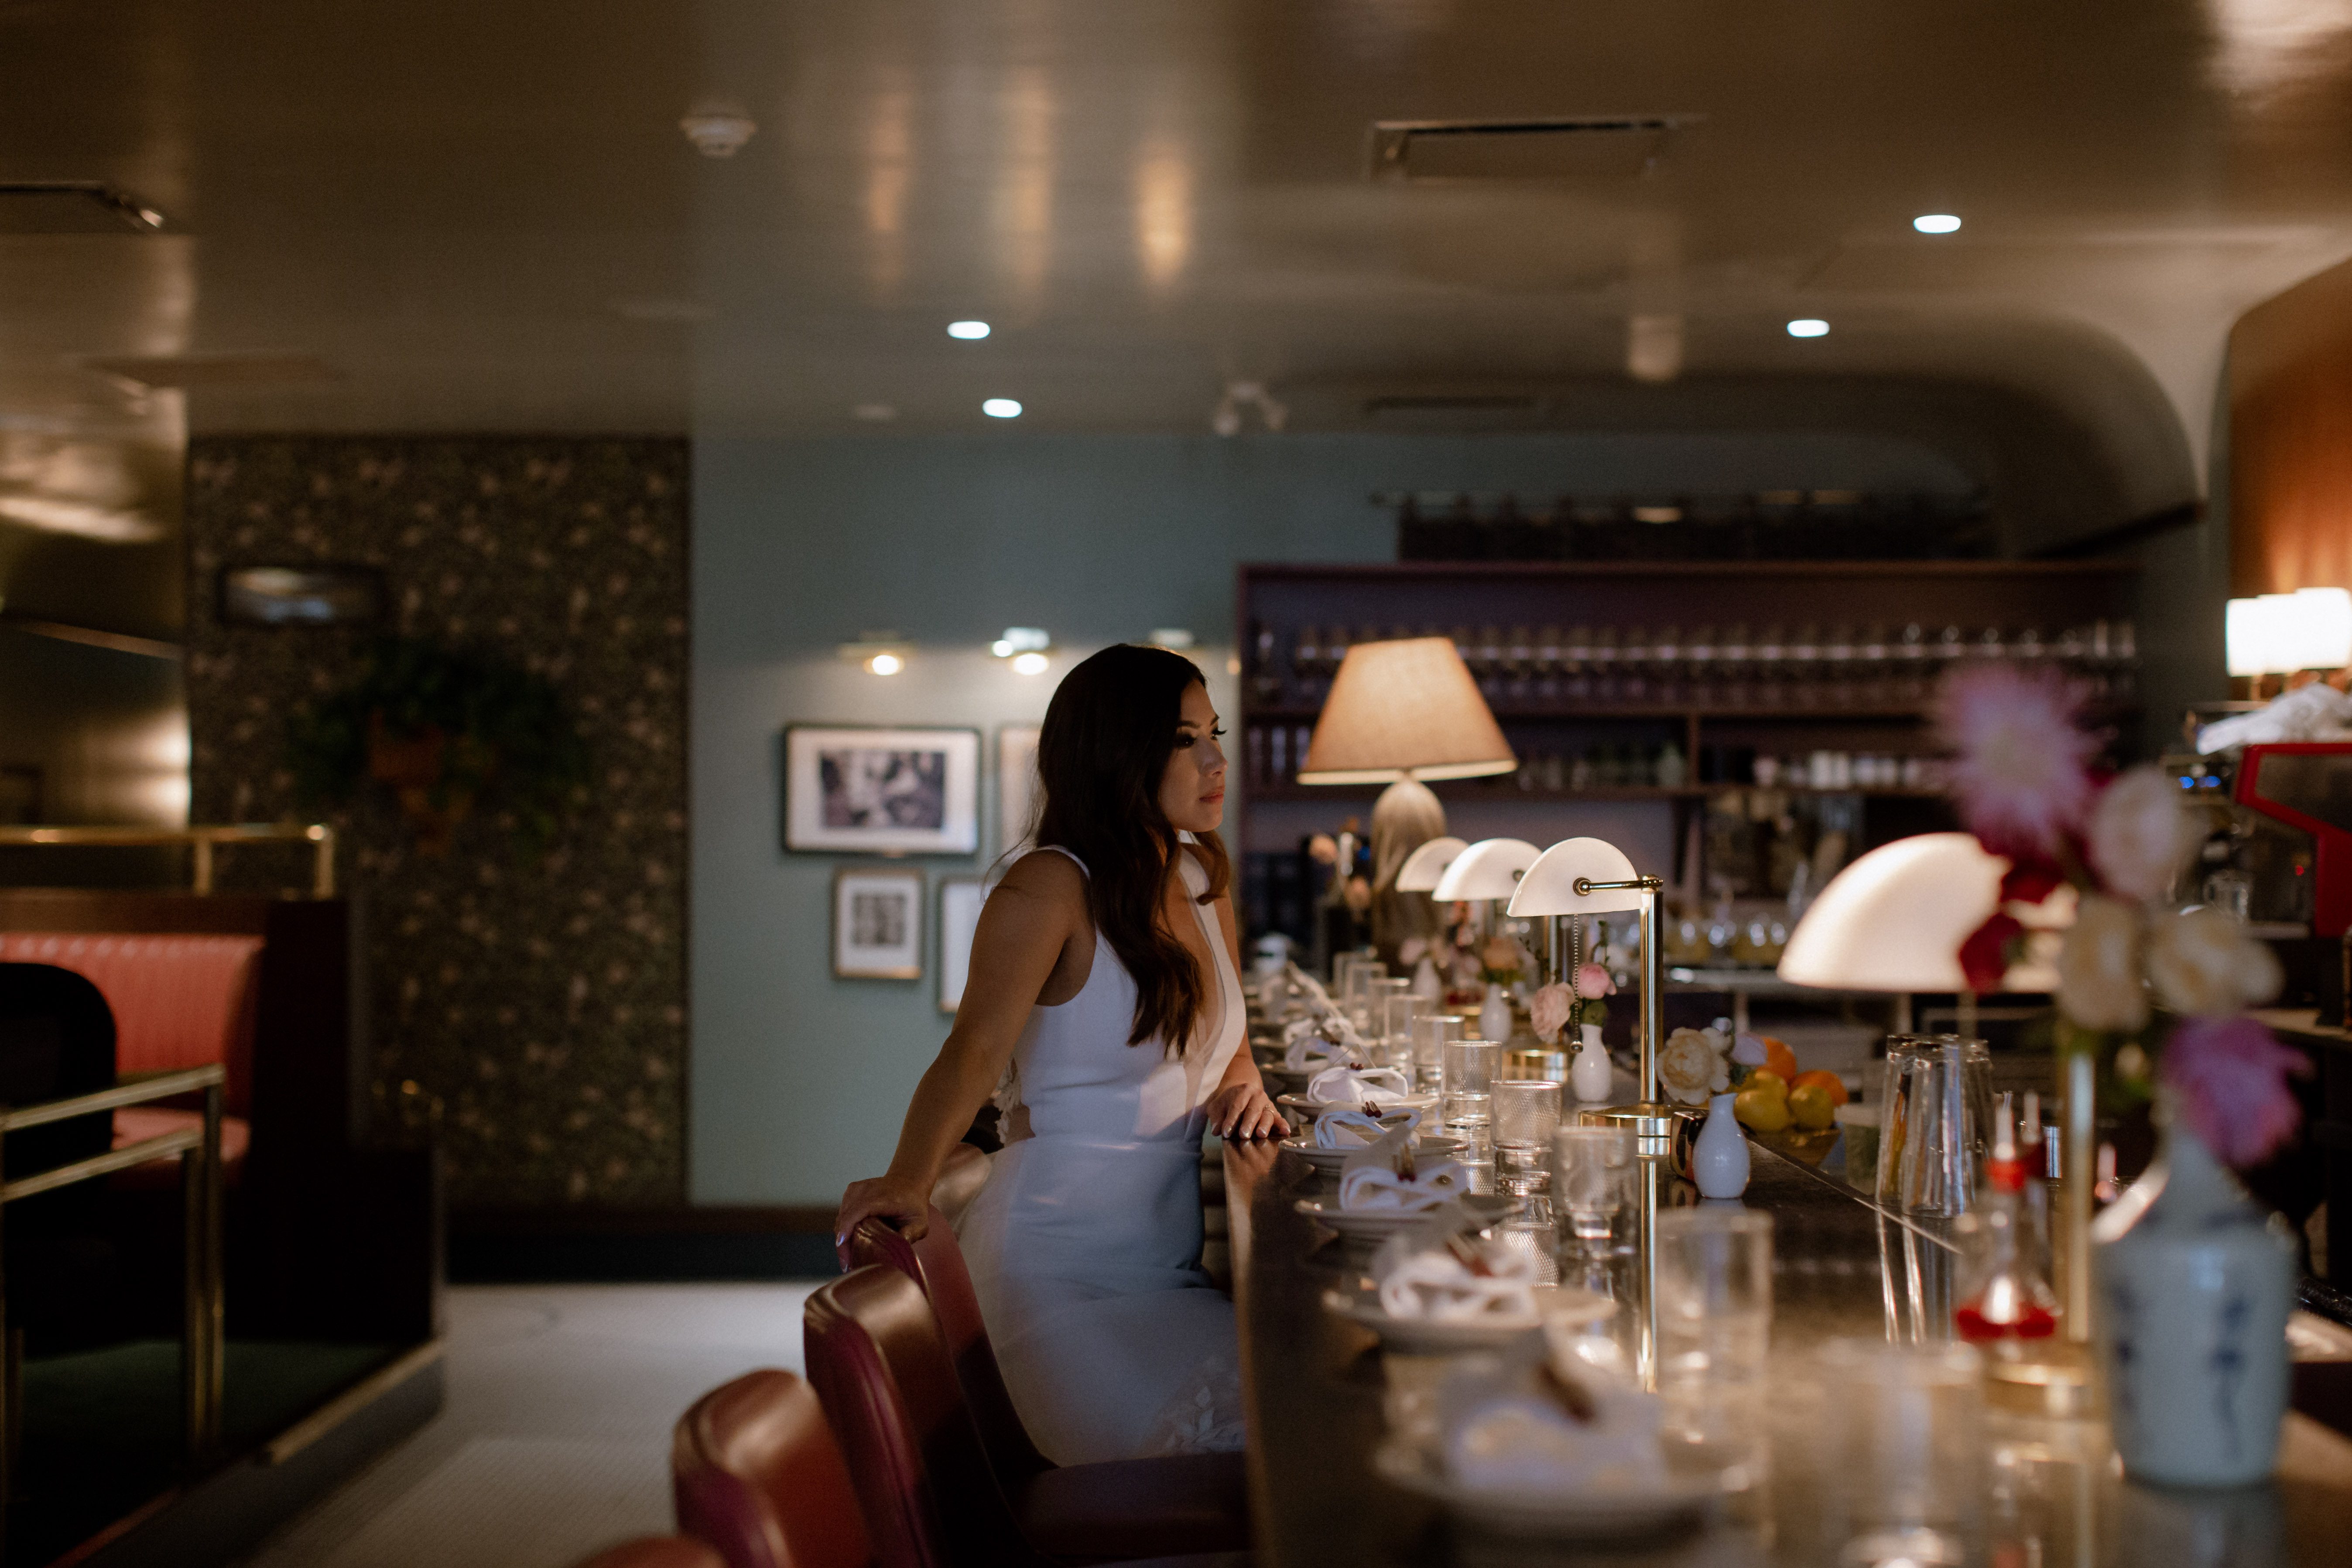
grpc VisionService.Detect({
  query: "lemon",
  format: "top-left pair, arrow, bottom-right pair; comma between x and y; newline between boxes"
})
1788,1082 -> 1837,1130
1745,1068 -> 1789,1101
1735,1086 -> 1792,1132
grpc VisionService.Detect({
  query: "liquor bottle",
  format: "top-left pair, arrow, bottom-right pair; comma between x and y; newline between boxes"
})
1954,1100 -> 2060,1348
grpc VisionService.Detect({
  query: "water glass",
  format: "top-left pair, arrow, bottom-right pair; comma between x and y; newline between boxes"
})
1654,1207 -> 1773,1482
1492,1080 -> 1562,1202
1441,1038 -> 1502,1162
1381,988 -> 1430,1073
1877,1035 -> 1993,1217
1815,1339 -> 1985,1567
1374,978 -> 1416,1068
1549,1124 -> 1637,1256
1411,1013 -> 1458,1095
1343,959 -> 1387,1039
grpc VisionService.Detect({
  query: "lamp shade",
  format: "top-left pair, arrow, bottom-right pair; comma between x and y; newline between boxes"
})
1431,837 -> 1539,902
1297,637 -> 1517,784
1395,835 -> 1469,893
1777,832 -> 2061,992
1508,836 -> 1646,917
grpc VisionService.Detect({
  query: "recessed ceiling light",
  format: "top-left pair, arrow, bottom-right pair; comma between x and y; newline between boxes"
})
948,320 -> 991,340
866,652 -> 904,676
1010,651 -> 1050,675
1913,213 -> 1962,234
982,398 -> 1023,418
1786,319 -> 1830,339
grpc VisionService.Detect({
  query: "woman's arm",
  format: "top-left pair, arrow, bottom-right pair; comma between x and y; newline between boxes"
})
833,854 -> 1082,1254
1203,891 -> 1288,1141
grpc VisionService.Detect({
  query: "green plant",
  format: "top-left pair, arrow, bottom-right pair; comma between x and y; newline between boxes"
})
286,637 -> 589,856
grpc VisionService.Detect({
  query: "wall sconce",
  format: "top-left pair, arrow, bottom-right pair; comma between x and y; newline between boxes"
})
839,633 -> 914,676
992,627 -> 1052,674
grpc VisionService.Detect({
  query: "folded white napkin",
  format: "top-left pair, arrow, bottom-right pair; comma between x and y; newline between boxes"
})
1314,1107 -> 1420,1149
1337,1126 -> 1469,1212
1306,1062 -> 1414,1107
1441,1360 -> 1667,1493
1282,1017 -> 1359,1072
1372,1233 -> 1540,1323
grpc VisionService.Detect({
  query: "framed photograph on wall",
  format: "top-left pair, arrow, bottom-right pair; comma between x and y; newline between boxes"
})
784,725 -> 980,855
937,878 -> 988,1013
833,865 -> 924,979
998,724 -> 1041,854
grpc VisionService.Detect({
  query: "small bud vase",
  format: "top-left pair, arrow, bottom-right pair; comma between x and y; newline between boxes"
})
2091,1102 -> 2295,1486
1691,1092 -> 1750,1199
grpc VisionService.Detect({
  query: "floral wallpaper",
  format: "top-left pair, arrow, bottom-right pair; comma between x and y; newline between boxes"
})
185,436 -> 688,1207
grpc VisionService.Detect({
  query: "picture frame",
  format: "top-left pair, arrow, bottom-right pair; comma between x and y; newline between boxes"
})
998,724 -> 1041,854
833,865 -> 925,980
784,725 -> 981,855
217,563 -> 386,628
937,878 -> 988,1013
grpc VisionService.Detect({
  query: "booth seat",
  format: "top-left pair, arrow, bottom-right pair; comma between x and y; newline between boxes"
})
0,932 -> 262,1183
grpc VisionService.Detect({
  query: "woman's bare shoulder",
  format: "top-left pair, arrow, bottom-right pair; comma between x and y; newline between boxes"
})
995,847 -> 1088,905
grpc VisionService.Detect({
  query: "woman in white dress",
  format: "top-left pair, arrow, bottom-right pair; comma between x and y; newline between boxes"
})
834,644 -> 1288,1464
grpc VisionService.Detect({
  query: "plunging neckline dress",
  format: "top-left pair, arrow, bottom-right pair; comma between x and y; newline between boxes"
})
955,842 -> 1248,1464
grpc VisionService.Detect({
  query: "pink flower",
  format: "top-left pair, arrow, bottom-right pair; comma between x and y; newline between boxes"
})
2162,1016 -> 2311,1168
1934,665 -> 2098,857
1530,983 -> 1573,1043
1573,962 -> 1615,998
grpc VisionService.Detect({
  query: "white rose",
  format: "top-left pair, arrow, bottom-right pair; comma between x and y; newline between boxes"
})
1658,1027 -> 1729,1106
2057,894 -> 2147,1033
2146,907 -> 2283,1017
2087,767 -> 2202,902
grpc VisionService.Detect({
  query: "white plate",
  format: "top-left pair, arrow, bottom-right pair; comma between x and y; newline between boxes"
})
1294,1192 -> 1516,1243
1321,1291 -> 1543,1354
1372,1441 -> 1722,1541
1280,1132 -> 1464,1172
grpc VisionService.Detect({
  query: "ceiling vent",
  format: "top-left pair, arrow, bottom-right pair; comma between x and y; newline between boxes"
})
0,182 -> 165,234
1369,116 -> 1696,183
78,353 -> 340,391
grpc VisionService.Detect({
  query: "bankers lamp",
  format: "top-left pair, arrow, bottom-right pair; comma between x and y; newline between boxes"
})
1394,835 -> 1468,893
1507,837 -> 1680,1152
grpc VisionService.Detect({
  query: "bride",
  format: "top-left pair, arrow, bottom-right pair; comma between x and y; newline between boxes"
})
833,643 -> 1287,1463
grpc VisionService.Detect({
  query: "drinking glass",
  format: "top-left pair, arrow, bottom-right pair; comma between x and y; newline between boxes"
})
1655,1207 -> 1774,1483
1492,1080 -> 1562,1202
1375,979 -> 1418,1070
1815,1339 -> 1986,1568
1343,959 -> 1387,1041
1411,1014 -> 1457,1095
1877,1035 -> 1993,1216
1549,1125 -> 1637,1256
1441,1039 -> 1502,1161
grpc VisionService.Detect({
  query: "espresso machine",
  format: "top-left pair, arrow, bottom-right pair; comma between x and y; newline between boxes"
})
2171,739 -> 2352,1019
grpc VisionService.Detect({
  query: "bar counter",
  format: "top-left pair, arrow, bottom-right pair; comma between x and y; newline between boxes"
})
1224,1135 -> 2352,1567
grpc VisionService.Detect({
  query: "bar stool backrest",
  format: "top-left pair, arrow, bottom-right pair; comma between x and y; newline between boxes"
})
846,1212 -> 1051,1486
803,1266 -> 1037,1568
672,1367 -> 872,1568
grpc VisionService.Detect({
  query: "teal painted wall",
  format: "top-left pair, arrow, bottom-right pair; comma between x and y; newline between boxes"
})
689,430 -> 1975,1205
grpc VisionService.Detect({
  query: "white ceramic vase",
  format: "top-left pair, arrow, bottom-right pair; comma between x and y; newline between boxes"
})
1571,1023 -> 1615,1102
1691,1092 -> 1750,1199
2091,1107 -> 2295,1487
1479,982 -> 1513,1044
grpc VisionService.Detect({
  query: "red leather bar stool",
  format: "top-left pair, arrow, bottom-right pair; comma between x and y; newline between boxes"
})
805,1266 -> 1250,1568
673,1368 -> 871,1568
572,1537 -> 726,1568
844,1212 -> 1251,1561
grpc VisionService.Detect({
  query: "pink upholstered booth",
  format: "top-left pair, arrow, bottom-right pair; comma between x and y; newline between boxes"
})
0,931 -> 262,1178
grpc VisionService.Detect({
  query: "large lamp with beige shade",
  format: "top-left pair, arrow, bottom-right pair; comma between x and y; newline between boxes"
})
1299,636 -> 1517,964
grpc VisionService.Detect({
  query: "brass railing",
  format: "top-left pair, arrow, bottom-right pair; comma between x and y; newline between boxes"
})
0,1065 -> 226,1525
0,823 -> 336,897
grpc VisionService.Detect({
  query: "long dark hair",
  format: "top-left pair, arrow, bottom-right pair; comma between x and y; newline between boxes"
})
1033,644 -> 1230,1053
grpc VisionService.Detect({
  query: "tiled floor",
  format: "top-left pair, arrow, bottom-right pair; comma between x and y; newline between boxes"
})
233,1283 -> 819,1568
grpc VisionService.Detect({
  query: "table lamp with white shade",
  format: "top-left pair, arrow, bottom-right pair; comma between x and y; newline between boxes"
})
1507,836 -> 1679,1151
1394,835 -> 1469,893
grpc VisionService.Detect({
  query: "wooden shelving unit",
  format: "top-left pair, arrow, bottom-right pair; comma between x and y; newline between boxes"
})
1234,558 -> 2144,944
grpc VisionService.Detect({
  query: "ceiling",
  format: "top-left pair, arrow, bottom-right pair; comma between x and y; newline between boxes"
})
11,0 -> 2352,565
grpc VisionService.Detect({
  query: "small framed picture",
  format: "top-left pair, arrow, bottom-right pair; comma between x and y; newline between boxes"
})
938,878 -> 988,1013
998,725 -> 1041,853
833,866 -> 924,980
784,725 -> 981,855
218,563 -> 386,627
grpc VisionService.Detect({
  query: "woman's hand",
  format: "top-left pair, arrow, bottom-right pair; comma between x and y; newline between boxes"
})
834,1172 -> 933,1267
1206,1079 -> 1289,1142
